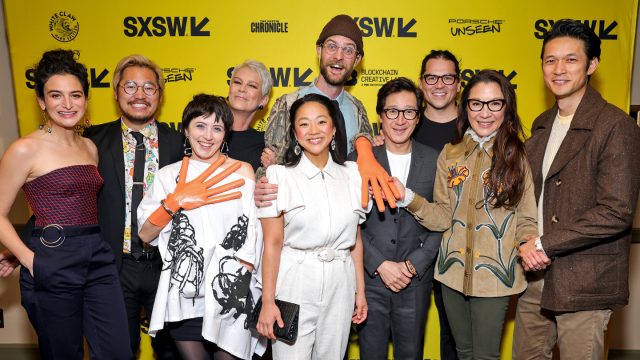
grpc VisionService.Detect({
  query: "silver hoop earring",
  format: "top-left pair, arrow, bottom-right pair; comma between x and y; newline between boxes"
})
330,137 -> 336,151
294,142 -> 302,156
183,136 -> 192,156
220,141 -> 229,154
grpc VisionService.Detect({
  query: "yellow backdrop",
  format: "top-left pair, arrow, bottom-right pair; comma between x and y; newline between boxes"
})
4,1 -> 637,359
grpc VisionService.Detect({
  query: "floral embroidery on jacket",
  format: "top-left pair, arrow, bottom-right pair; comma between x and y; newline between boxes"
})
474,169 -> 519,288
438,161 -> 469,274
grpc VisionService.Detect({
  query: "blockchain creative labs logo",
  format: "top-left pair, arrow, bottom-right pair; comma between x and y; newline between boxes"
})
163,67 -> 196,83
360,68 -> 400,87
49,11 -> 79,42
250,20 -> 289,33
449,19 -> 504,37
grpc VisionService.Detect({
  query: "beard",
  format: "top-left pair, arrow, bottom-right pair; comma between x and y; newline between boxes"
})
121,109 -> 155,125
319,61 -> 353,86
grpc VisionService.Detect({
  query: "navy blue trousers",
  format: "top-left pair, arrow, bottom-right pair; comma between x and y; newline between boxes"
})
20,227 -> 132,360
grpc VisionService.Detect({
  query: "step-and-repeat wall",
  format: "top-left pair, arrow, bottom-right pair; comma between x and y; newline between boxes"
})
4,1 -> 637,359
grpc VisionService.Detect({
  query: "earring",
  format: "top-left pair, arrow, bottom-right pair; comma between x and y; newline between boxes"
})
40,109 -> 52,133
294,141 -> 302,156
330,136 -> 336,151
183,137 -> 192,156
220,141 -> 229,154
84,118 -> 91,128
258,104 -> 264,110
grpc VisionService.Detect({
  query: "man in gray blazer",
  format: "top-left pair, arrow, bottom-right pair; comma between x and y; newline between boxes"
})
351,78 -> 441,360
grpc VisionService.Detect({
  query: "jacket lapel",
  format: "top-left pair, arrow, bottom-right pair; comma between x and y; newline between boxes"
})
545,86 -> 602,181
406,140 -> 422,189
107,121 -> 126,195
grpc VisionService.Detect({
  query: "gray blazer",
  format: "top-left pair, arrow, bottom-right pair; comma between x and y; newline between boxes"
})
351,141 -> 441,287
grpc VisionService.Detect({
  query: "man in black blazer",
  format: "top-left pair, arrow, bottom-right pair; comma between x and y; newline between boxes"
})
83,55 -> 183,358
352,78 -> 441,360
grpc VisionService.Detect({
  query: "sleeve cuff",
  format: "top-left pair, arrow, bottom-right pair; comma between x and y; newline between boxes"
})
396,188 -> 415,208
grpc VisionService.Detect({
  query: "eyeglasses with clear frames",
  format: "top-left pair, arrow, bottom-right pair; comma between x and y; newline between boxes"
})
422,73 -> 458,85
467,99 -> 506,112
120,81 -> 159,96
382,108 -> 419,120
321,42 -> 359,58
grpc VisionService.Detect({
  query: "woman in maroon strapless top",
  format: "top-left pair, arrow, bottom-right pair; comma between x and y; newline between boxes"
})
0,50 -> 131,359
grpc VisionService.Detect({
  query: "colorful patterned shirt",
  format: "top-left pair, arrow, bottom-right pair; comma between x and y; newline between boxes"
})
121,120 -> 160,253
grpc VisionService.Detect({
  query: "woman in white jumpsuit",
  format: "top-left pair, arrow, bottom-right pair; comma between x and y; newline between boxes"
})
257,93 -> 368,359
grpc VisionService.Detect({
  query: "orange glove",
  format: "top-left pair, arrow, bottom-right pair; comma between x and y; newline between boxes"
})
148,156 -> 245,227
355,137 -> 400,212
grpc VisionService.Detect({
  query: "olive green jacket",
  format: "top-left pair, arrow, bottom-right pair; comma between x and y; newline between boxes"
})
407,133 -> 538,297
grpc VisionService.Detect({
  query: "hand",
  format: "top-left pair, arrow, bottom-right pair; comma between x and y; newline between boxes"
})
355,137 -> 400,212
0,249 -> 20,277
352,291 -> 368,324
377,260 -> 412,292
257,301 -> 284,340
518,235 -> 551,271
148,156 -> 245,227
372,129 -> 385,146
391,177 -> 405,202
261,147 -> 276,168
254,176 -> 278,208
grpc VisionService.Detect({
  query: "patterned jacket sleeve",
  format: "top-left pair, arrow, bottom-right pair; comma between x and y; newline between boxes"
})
353,95 -> 373,143
256,95 -> 290,179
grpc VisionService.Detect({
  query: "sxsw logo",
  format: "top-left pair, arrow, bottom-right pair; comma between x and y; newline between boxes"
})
227,66 -> 314,87
25,68 -> 110,89
460,69 -> 518,89
123,16 -> 210,37
227,67 -> 358,87
352,17 -> 417,37
534,19 -> 617,40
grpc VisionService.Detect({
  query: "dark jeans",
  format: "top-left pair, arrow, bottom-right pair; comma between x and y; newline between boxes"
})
434,280 -> 459,360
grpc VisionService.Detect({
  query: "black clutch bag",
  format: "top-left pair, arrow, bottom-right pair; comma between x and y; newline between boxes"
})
249,297 -> 299,344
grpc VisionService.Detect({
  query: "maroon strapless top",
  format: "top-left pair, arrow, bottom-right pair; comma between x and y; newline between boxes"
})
22,165 -> 103,227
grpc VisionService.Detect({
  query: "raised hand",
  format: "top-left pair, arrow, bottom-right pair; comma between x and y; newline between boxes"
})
355,137 -> 400,212
148,156 -> 245,227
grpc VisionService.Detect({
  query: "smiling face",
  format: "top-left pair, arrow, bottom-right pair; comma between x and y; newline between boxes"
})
184,114 -> 226,163
37,73 -> 87,129
466,81 -> 505,138
542,36 -> 598,107
228,66 -> 267,113
379,90 -> 419,151
317,35 -> 361,86
115,66 -> 161,128
420,57 -> 460,112
293,101 -> 336,164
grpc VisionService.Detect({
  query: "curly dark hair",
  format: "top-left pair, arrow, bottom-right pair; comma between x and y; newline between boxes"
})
34,49 -> 89,98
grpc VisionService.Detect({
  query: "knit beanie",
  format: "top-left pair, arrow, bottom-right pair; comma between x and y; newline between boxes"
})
316,15 -> 364,57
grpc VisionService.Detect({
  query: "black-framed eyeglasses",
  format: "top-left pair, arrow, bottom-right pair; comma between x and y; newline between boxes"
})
321,41 -> 359,58
120,81 -> 159,96
467,99 -> 506,112
422,73 -> 458,85
382,108 -> 419,120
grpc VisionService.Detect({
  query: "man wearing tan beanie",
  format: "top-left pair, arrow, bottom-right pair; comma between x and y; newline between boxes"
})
256,14 -> 399,213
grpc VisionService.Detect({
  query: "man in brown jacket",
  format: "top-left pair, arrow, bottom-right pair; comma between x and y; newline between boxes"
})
513,19 -> 640,360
